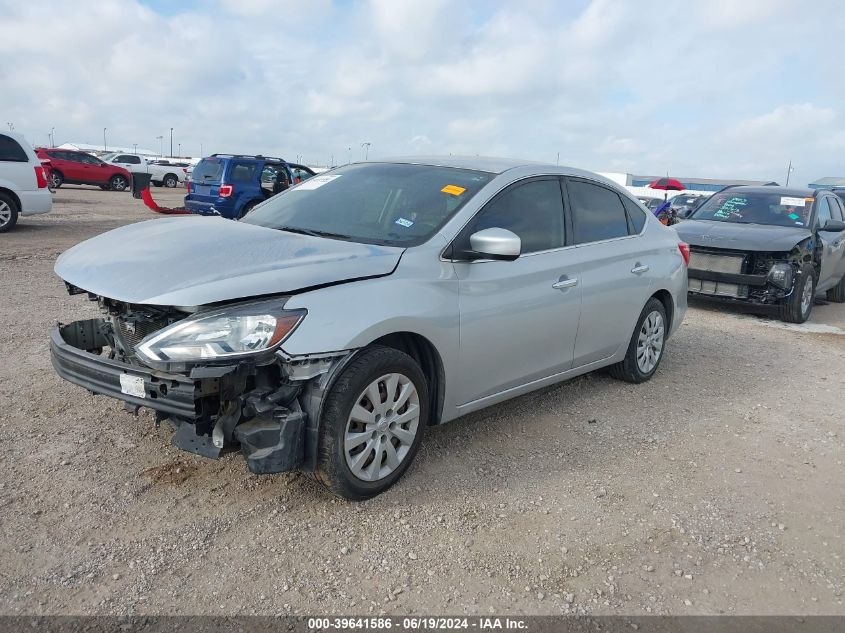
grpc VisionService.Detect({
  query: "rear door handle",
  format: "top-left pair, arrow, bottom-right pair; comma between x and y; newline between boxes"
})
552,277 -> 578,289
631,264 -> 650,274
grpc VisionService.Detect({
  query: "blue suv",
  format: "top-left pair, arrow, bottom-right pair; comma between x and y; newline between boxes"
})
185,154 -> 314,219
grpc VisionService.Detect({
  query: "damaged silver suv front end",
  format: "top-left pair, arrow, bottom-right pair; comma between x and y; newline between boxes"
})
50,285 -> 353,474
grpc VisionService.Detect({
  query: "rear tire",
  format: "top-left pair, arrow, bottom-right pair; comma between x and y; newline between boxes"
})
608,297 -> 668,384
109,175 -> 129,192
0,192 -> 19,233
49,170 -> 63,188
314,346 -> 428,500
163,174 -> 178,188
779,263 -> 815,323
238,200 -> 258,218
826,273 -> 845,303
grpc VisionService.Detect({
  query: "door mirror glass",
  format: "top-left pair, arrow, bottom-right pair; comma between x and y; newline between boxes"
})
468,227 -> 521,260
820,218 -> 845,232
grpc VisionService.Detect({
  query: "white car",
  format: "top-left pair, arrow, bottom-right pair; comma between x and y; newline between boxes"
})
0,131 -> 52,232
102,153 -> 187,188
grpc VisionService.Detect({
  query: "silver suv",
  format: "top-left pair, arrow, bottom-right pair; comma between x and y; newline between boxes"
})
51,157 -> 688,499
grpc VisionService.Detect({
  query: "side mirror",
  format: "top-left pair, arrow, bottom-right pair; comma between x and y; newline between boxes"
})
820,218 -> 845,232
463,227 -> 521,261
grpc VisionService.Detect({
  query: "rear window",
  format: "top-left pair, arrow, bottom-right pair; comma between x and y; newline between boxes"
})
693,191 -> 814,228
0,134 -> 28,162
191,158 -> 224,182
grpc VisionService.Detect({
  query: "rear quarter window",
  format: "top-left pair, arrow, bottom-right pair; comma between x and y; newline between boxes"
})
622,197 -> 648,233
192,159 -> 224,182
0,134 -> 28,162
229,162 -> 258,182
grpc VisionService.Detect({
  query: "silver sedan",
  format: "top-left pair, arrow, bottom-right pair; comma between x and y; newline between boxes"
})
51,156 -> 688,499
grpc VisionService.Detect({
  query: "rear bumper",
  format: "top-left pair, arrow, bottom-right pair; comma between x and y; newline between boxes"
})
50,321 -> 199,420
184,198 -> 219,216
18,189 -> 52,216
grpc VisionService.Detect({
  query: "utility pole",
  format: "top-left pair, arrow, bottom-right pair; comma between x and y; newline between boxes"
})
361,142 -> 371,160
785,159 -> 794,186
169,128 -> 173,158
103,128 -> 107,151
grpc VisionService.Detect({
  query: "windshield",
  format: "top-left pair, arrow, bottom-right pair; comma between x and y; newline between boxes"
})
191,157 -> 224,183
671,195 -> 701,209
242,163 -> 493,247
692,191 -> 815,228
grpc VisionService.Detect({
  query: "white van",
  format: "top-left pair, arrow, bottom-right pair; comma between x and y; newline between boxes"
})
0,131 -> 52,232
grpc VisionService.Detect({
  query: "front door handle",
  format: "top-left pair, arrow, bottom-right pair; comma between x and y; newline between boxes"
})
552,277 -> 578,290
631,264 -> 650,274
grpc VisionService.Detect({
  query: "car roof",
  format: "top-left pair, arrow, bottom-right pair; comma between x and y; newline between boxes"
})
724,185 -> 817,197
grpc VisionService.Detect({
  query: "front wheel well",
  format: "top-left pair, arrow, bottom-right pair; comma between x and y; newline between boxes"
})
368,332 -> 445,425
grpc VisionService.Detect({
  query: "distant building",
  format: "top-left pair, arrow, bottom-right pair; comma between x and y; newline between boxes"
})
57,142 -> 159,157
599,172 -> 770,199
807,177 -> 845,190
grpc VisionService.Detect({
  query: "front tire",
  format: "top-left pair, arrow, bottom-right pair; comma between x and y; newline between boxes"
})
109,175 -> 129,191
608,297 -> 667,384
315,346 -> 428,500
0,192 -> 19,233
779,263 -> 815,323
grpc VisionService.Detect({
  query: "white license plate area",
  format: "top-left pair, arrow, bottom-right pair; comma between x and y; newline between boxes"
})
119,373 -> 146,399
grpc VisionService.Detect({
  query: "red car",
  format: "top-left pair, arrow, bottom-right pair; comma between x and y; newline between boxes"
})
35,148 -> 131,191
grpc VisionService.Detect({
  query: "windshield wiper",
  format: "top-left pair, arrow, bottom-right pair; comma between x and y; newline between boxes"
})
276,226 -> 352,240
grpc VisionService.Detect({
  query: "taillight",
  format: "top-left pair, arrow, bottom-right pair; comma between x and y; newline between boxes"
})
678,242 -> 690,267
185,182 -> 191,193
34,166 -> 48,188
219,184 -> 233,197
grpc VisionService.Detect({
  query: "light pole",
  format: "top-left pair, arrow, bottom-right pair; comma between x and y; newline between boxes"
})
178,143 -> 181,156
361,142 -> 371,160
103,128 -> 107,151
785,159 -> 794,187
156,135 -> 163,157
49,127 -> 55,146
347,146 -> 351,164
556,152 -> 560,166
133,143 -> 138,153
6,122 -> 13,131
169,127 -> 173,158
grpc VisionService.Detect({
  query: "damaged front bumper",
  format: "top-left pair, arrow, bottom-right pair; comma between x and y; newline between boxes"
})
50,318 -> 348,474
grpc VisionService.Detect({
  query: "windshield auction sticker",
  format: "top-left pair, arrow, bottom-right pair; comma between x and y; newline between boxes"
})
441,184 -> 466,196
780,196 -> 806,207
294,174 -> 342,190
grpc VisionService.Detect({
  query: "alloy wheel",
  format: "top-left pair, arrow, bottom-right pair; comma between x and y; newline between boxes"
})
344,373 -> 420,482
801,274 -> 814,317
636,310 -> 664,374
0,201 -> 11,227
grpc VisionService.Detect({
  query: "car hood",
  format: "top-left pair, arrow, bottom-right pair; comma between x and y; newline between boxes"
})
675,219 -> 812,252
54,216 -> 404,306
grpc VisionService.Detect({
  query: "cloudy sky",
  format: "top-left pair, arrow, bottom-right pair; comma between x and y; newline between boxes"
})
1,0 -> 843,186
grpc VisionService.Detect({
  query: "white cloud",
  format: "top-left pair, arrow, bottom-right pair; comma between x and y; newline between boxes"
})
0,0 -> 843,185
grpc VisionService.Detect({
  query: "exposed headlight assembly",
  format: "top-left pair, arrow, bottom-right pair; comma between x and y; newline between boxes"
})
767,262 -> 794,289
136,300 -> 305,364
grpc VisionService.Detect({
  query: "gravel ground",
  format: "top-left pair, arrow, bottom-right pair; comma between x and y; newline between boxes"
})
1,187 -> 843,616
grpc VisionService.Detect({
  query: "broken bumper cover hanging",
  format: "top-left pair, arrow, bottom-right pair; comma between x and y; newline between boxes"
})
50,320 -> 199,419
49,319 -> 313,474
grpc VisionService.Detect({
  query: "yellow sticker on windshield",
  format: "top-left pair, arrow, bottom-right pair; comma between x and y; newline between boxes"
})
441,184 -> 466,196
